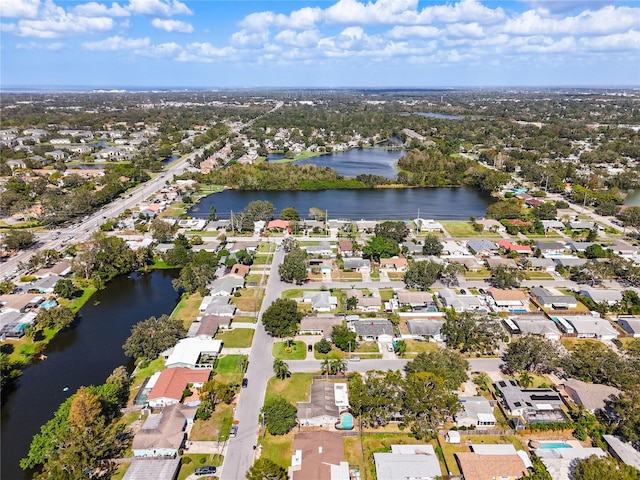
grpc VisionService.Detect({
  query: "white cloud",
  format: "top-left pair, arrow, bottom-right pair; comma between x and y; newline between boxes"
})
230,29 -> 269,47
16,40 -> 64,49
82,35 -> 150,50
151,18 -> 193,33
446,22 -> 484,38
386,25 -> 440,39
125,0 -> 192,17
1,0 -> 41,18
16,15 -> 114,38
274,29 -> 320,47
503,5 -> 639,36
417,0 -> 505,24
175,42 -> 234,62
72,2 -> 130,17
324,0 -> 419,25
579,30 -> 640,51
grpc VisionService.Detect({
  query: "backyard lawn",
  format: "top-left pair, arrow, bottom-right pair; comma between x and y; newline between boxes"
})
266,372 -> 314,403
561,337 -> 603,351
177,454 -> 224,480
441,221 -> 500,238
215,328 -> 254,348
128,357 -> 165,405
213,354 -> 247,384
524,272 -> 554,280
231,288 -> 264,312
260,431 -> 295,468
403,339 -> 439,353
170,292 -> 202,327
190,404 -> 234,441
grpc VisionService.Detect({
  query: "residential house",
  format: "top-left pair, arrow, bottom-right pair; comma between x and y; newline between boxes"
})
541,219 -> 565,231
406,319 -> 445,342
374,445 -> 442,480
466,239 -> 499,255
553,257 -> 588,268
486,257 -> 519,269
162,337 -> 222,369
448,257 -> 484,272
455,451 -> 529,480
289,431 -> 349,480
503,316 -> 561,341
603,435 -> 640,471
346,289 -> 381,313
396,290 -> 435,311
305,242 -> 334,257
132,404 -> 196,458
534,447 -> 606,480
338,240 -> 354,257
567,241 -> 596,253
122,458 -> 181,480
487,288 -> 529,312
441,241 -> 471,257
379,257 -> 408,271
579,287 -> 623,306
352,319 -> 394,342
568,220 -> 595,230
616,316 -> 640,337
561,378 -> 620,413
33,260 -> 71,278
229,263 -> 250,278
413,218 -> 443,232
297,381 -> 344,427
494,379 -> 566,424
230,240 -> 259,254
525,258 -> 556,272
530,287 -> 578,309
208,275 -> 244,296
497,240 -> 532,255
402,241 -> 424,256
187,315 -> 232,337
455,396 -> 497,429
560,315 -> 618,340
303,291 -> 338,312
438,288 -> 485,313
299,315 -> 343,339
147,367 -> 211,408
205,219 -> 230,231
534,240 -> 566,256
27,275 -> 62,294
267,219 -> 290,231
475,218 -> 506,232
609,240 -> 637,257
342,257 -> 370,271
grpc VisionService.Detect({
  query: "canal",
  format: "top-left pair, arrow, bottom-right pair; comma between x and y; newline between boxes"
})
1,269 -> 180,480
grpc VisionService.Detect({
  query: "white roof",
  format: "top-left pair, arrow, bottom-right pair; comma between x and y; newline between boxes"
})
164,337 -> 221,368
471,444 -> 517,455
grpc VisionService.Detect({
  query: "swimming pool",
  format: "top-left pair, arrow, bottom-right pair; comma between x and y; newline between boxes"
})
335,412 -> 355,430
538,442 -> 572,449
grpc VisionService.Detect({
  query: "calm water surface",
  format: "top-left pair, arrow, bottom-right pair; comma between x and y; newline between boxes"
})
189,187 -> 493,220
1,270 -> 180,480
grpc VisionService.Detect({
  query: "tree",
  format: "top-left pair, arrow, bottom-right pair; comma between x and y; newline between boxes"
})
278,247 -> 307,284
403,371 -> 461,439
362,236 -> 399,262
53,279 -> 81,299
562,342 -> 628,388
309,207 -> 326,222
261,396 -> 297,435
439,262 -> 463,287
122,314 -> 187,360
348,370 -> 403,427
533,202 -> 557,220
328,358 -> 348,375
394,340 -> 406,357
489,266 -> 524,289
503,335 -> 560,374
404,260 -> 442,290
574,455 -> 639,480
345,294 -> 358,311
208,205 -> 217,221
262,298 -> 302,338
441,311 -> 501,354
405,349 -> 468,390
243,200 -> 275,222
584,244 -> 608,259
280,206 -> 300,221
618,206 -> 640,228
422,235 -> 443,256
281,236 -> 299,253
150,217 -> 174,242
273,359 -> 291,380
2,229 -> 35,251
331,323 -> 357,352
518,371 -> 533,388
32,306 -> 75,334
0,280 -> 16,294
375,221 -> 409,243
247,458 -> 287,480
314,338 -> 332,354
610,390 -> 640,444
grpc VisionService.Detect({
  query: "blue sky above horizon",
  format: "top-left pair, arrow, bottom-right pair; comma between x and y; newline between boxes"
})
1,0 -> 639,88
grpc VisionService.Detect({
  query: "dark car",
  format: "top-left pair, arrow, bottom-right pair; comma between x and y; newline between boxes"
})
478,288 -> 486,295
242,377 -> 248,388
308,344 -> 313,352
195,466 -> 217,475
460,289 -> 467,295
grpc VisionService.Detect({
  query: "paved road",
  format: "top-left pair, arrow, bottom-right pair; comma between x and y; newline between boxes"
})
286,357 -> 503,374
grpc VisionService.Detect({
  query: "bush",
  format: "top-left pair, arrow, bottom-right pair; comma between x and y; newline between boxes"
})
181,457 -> 192,464
315,338 -> 332,354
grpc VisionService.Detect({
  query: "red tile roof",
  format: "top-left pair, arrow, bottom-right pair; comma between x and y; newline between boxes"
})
148,368 -> 211,402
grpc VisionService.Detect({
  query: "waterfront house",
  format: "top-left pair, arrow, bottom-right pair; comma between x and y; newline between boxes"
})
208,275 -> 244,297
374,445 -> 442,480
163,337 -> 222,369
187,315 -> 232,337
267,219 -> 290,231
122,458 -> 181,480
413,218 -> 443,232
132,404 -> 196,458
147,367 -> 211,408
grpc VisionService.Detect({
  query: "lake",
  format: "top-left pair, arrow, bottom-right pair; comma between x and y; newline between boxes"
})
269,148 -> 406,178
0,270 -> 180,480
189,186 -> 493,220
624,190 -> 640,206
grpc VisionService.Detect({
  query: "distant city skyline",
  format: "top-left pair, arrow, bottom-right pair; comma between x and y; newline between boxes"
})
1,0 -> 639,88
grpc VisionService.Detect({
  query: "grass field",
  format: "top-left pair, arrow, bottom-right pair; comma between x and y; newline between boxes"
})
403,339 -> 439,353
215,328 -> 254,348
259,431 -> 295,468
213,354 -> 247,385
170,292 -> 203,327
252,255 -> 271,265
464,269 -> 492,280
441,221 -> 500,238
524,271 -> 554,280
265,372 -> 314,403
231,288 -> 264,312
177,454 -> 224,479
128,357 -> 165,405
190,404 -> 234,441
232,315 -> 256,323
561,337 -> 604,351
273,341 -> 307,360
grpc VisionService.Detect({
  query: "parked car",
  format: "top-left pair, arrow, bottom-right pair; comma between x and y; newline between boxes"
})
195,466 -> 217,475
387,344 -> 394,352
349,356 -> 360,362
242,377 -> 248,388
460,289 -> 467,295
308,344 -> 313,352
230,425 -> 238,437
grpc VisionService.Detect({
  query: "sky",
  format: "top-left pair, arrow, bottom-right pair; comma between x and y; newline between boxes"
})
1,0 -> 639,89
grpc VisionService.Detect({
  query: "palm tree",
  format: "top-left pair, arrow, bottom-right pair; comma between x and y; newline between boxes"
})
329,359 -> 348,375
273,359 -> 290,380
518,371 -> 533,388
321,358 -> 331,377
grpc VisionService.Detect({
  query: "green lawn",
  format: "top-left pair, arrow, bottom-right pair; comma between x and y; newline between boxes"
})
129,357 -> 165,404
561,338 -> 604,351
252,255 -> 271,265
403,339 -> 439,353
281,289 -> 304,299
378,289 -> 395,301
232,315 -> 256,323
265,372 -> 314,403
245,274 -> 263,285
231,288 -> 264,312
273,341 -> 307,360
441,221 -> 500,238
524,271 -> 554,280
170,292 -> 203,327
354,341 -> 379,353
464,269 -> 491,279
215,328 -> 254,348
259,431 -> 295,468
178,454 -> 224,479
